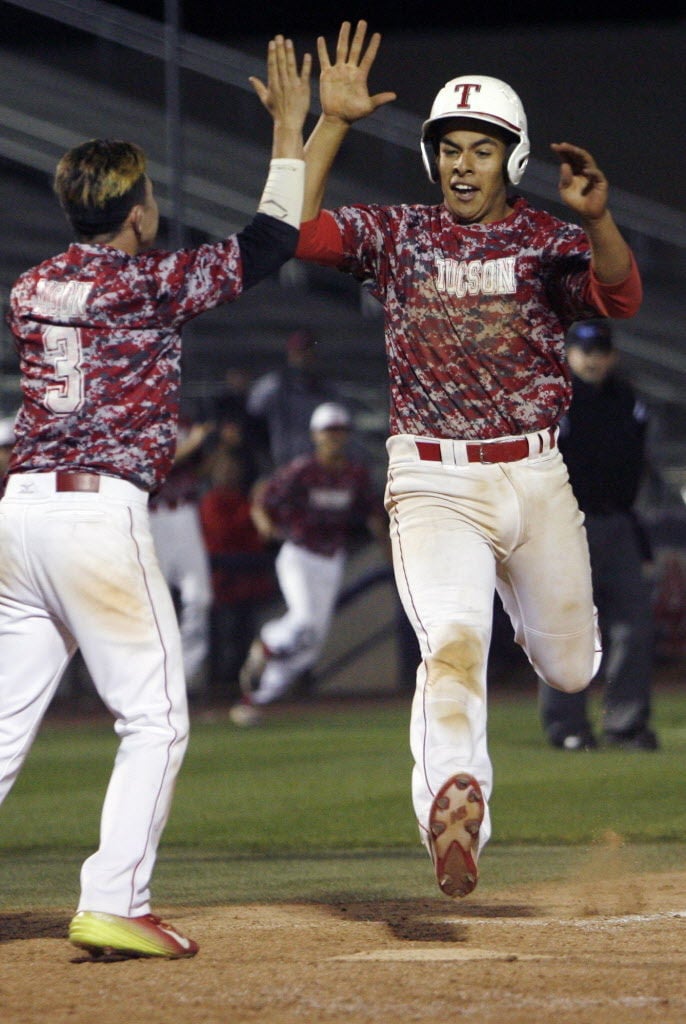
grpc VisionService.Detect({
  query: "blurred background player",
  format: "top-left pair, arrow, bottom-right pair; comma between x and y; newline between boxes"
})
538,319 -> 658,751
294,22 -> 642,898
230,401 -> 389,725
246,327 -> 343,469
149,417 -> 214,697
199,440 -> 276,703
0,34 -> 310,960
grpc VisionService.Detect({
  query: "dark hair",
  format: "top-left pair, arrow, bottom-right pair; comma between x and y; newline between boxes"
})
54,139 -> 147,238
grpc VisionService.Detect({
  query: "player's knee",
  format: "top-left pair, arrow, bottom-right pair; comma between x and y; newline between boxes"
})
538,658 -> 594,694
161,715 -> 190,771
542,672 -> 590,695
532,630 -> 600,694
424,623 -> 488,698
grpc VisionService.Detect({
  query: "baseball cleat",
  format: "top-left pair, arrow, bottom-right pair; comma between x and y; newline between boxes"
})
68,911 -> 198,959
428,773 -> 484,898
239,638 -> 268,696
229,698 -> 263,727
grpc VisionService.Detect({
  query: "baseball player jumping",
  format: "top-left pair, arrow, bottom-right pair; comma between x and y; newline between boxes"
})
295,22 -> 642,898
0,36 -> 310,959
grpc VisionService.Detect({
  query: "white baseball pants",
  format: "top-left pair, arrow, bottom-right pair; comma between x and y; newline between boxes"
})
254,539 -> 345,705
0,473 -> 189,917
385,434 -> 600,855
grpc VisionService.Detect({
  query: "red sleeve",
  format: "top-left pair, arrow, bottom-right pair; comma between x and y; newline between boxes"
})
295,211 -> 345,265
584,251 -> 643,319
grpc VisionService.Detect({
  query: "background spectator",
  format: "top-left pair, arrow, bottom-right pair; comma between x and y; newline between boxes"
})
149,417 -> 214,697
199,444 -> 276,703
246,329 -> 343,468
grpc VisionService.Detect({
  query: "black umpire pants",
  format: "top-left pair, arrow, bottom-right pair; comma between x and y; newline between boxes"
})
539,511 -> 654,742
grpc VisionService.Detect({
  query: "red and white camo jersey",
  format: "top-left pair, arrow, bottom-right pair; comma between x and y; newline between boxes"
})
296,198 -> 642,441
262,453 -> 382,558
7,218 -> 293,491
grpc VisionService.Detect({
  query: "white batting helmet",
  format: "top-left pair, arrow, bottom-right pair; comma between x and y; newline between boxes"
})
309,402 -> 352,432
421,75 -> 530,185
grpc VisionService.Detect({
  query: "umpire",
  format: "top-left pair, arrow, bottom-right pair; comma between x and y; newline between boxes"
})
539,319 -> 659,751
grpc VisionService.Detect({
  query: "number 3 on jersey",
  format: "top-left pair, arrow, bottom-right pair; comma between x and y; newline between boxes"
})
43,324 -> 84,414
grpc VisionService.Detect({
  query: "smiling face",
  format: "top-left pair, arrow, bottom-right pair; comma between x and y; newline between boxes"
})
435,120 -> 512,224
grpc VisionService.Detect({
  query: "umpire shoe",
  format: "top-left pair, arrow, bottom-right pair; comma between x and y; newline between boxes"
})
556,731 -> 598,752
428,773 -> 484,898
69,911 -> 198,959
603,727 -> 659,751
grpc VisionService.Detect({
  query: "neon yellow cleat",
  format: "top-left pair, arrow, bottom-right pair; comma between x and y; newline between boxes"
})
69,911 -> 198,959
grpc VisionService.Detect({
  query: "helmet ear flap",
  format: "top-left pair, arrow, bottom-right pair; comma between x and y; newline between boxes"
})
506,135 -> 530,185
421,138 -> 439,183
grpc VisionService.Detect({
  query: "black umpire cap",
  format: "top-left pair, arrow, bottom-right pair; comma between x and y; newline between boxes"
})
566,319 -> 613,352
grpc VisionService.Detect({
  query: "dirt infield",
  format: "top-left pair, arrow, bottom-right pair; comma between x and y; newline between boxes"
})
2,862 -> 686,1024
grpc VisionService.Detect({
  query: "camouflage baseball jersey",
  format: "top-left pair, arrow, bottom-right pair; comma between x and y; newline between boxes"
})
296,198 -> 641,440
7,215 -> 295,491
262,453 -> 381,557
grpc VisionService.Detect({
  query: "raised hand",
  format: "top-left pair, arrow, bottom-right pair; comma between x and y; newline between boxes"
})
250,35 -> 312,134
317,20 -> 396,124
551,142 -> 610,222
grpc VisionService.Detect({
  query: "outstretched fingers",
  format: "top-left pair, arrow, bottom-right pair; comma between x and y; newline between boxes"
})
319,20 -> 382,76
315,20 -> 396,123
317,33 -> 332,71
335,20 -> 354,62
250,36 -> 312,119
358,28 -> 382,74
347,19 -> 369,63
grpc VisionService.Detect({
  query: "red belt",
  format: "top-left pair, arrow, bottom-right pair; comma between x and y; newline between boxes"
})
55,471 -> 101,492
416,428 -> 556,465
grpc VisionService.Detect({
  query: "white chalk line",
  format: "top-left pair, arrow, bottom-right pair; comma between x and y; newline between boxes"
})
441,910 -> 686,929
330,947 -> 551,962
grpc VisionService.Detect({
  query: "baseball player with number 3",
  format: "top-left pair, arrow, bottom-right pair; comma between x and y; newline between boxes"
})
295,22 -> 643,898
0,36 -> 310,959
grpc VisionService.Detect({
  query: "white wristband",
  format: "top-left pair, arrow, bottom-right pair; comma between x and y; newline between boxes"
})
257,158 -> 305,229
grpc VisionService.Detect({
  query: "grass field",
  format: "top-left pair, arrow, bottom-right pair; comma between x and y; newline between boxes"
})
2,683 -> 686,910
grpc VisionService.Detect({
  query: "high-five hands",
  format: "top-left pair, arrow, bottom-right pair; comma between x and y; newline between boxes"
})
250,35 -> 312,130
317,20 -> 397,125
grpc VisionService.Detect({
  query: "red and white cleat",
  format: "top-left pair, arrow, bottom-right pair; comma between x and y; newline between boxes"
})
428,773 -> 484,898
